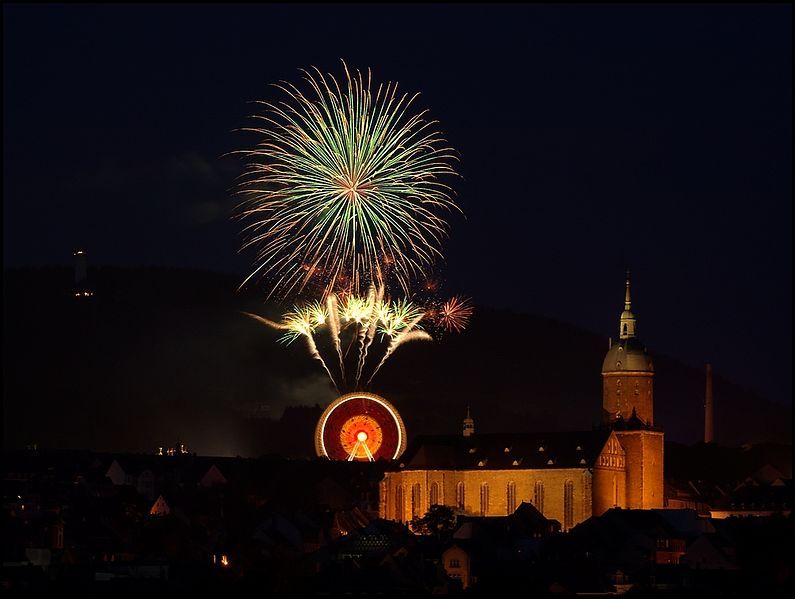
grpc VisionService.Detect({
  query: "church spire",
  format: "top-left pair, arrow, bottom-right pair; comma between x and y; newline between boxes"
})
624,269 -> 632,311
619,270 -> 637,339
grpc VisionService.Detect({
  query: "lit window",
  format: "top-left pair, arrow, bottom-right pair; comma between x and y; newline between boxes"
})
507,482 -> 517,515
564,480 -> 574,531
430,482 -> 440,506
533,481 -> 545,514
396,486 -> 405,521
456,482 -> 465,510
411,484 -> 422,519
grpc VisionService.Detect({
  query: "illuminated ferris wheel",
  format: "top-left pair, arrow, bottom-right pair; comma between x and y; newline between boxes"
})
314,392 -> 407,462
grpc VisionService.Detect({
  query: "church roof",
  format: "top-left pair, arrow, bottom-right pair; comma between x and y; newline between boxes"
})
602,337 -> 654,373
397,430 -> 613,471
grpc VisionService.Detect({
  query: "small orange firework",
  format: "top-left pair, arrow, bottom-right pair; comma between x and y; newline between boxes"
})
438,296 -> 473,333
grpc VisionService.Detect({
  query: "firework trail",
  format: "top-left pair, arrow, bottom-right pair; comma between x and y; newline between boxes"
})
304,330 -> 340,393
243,309 -> 340,392
326,294 -> 345,386
366,313 -> 432,386
234,61 -> 460,299
355,285 -> 384,386
245,292 -> 459,390
241,312 -> 289,331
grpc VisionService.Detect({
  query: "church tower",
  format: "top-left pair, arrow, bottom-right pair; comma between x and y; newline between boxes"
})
601,272 -> 654,425
463,406 -> 475,437
600,272 -> 664,510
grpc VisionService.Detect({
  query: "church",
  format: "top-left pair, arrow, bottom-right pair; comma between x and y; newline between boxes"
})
379,275 -> 664,530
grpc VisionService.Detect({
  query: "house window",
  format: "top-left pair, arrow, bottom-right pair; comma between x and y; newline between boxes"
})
533,481 -> 545,515
507,482 -> 517,515
395,486 -> 405,521
480,483 -> 489,516
411,484 -> 422,519
456,482 -> 465,510
430,482 -> 440,506
564,480 -> 574,531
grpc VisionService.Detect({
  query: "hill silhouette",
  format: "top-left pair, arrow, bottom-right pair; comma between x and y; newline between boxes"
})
3,266 -> 790,457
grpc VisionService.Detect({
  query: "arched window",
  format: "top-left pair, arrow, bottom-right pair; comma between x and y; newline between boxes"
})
533,481 -> 545,515
430,482 -> 440,506
456,482 -> 465,511
411,484 -> 422,519
613,475 -> 619,507
623,324 -> 627,335
564,480 -> 574,531
479,483 -> 489,516
395,486 -> 405,521
506,482 -> 517,515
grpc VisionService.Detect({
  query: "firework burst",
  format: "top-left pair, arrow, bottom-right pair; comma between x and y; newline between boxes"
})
234,61 -> 460,299
244,288 -> 469,391
435,296 -> 474,333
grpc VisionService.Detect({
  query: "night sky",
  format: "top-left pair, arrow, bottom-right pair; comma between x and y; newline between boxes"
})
3,4 -> 791,408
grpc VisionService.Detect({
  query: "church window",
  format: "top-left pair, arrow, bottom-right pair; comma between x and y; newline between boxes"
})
613,476 -> 619,507
635,382 -> 640,395
533,481 -> 545,514
456,482 -> 465,510
430,482 -> 440,506
411,484 -> 422,519
564,480 -> 575,531
507,482 -> 517,514
449,558 -> 460,568
396,486 -> 405,521
623,324 -> 627,335
480,483 -> 489,515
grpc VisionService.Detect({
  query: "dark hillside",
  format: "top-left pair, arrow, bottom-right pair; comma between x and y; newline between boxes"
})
3,267 -> 790,456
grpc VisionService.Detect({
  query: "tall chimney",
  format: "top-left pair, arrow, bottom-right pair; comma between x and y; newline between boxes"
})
704,363 -> 714,443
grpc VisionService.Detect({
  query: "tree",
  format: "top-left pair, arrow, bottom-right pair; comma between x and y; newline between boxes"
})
410,504 -> 458,539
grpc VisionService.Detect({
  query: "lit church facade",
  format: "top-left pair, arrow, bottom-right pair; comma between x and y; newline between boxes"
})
379,275 -> 664,530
